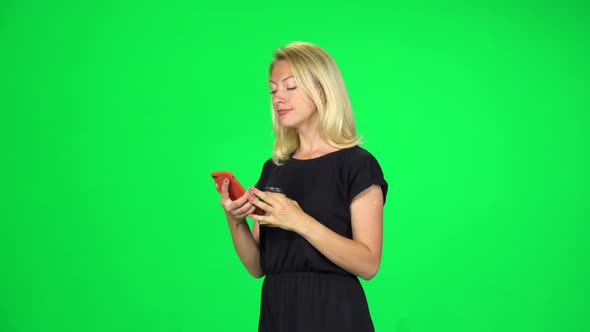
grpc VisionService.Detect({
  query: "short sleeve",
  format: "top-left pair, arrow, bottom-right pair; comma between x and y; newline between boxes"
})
348,150 -> 388,205
255,158 -> 273,190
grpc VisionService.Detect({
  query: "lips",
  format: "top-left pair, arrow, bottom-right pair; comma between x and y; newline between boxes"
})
277,109 -> 291,116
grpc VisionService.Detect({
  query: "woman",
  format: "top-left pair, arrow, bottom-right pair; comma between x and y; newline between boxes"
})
215,42 -> 388,332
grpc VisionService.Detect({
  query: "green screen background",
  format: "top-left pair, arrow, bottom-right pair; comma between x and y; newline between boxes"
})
1,1 -> 588,331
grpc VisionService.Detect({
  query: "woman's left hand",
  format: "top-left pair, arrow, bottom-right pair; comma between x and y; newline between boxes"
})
247,187 -> 310,233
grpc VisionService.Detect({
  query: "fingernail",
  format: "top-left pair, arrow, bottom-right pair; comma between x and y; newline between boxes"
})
249,186 -> 255,191
224,178 -> 229,184
248,196 -> 254,201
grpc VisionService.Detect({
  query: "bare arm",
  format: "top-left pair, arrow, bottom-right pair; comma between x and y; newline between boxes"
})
216,179 -> 264,278
248,185 -> 383,280
298,185 -> 383,280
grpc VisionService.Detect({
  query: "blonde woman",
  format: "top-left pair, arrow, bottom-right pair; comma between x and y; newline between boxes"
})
215,42 -> 388,332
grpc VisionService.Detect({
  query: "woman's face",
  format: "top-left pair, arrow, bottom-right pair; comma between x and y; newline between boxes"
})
269,60 -> 317,130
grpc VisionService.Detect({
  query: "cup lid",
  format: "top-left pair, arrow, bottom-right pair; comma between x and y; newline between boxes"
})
263,186 -> 284,193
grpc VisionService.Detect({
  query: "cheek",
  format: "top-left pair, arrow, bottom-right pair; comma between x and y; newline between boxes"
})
304,96 -> 317,113
294,91 -> 315,110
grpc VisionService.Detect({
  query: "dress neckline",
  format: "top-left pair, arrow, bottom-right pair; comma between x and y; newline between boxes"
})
289,146 -> 357,162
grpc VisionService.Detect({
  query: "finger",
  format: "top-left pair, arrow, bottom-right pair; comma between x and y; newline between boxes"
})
248,194 -> 272,212
249,187 -> 277,205
227,190 -> 250,210
249,213 -> 269,225
233,201 -> 254,216
250,214 -> 278,227
236,205 -> 256,219
219,178 -> 230,200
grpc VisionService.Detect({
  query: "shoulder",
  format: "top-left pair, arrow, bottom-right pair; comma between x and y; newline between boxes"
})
342,145 -> 388,204
348,145 -> 375,158
255,158 -> 275,189
262,157 -> 274,167
341,145 -> 382,166
259,158 -> 276,173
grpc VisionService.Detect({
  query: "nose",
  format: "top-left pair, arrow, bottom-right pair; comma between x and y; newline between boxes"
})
271,88 -> 287,105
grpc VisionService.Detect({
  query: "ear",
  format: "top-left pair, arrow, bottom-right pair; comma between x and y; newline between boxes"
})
317,82 -> 324,96
312,77 -> 325,99
319,87 -> 326,103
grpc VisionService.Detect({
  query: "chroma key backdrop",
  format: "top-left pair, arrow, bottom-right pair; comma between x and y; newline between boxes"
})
1,1 -> 588,331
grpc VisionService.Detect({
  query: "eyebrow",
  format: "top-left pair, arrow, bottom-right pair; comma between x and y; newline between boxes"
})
269,75 -> 294,84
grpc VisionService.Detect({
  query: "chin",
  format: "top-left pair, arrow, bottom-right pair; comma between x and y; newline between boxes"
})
278,119 -> 298,129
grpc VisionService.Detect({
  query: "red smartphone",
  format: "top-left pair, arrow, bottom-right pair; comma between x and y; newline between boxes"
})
210,171 -> 264,215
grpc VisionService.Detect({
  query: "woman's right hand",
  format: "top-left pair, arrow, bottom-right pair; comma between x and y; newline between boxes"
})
215,178 -> 256,224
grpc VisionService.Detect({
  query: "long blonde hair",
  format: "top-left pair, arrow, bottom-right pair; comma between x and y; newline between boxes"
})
269,42 -> 361,165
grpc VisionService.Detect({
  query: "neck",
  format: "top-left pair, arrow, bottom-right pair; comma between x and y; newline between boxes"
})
297,127 -> 325,154
296,116 -> 335,155
293,112 -> 335,156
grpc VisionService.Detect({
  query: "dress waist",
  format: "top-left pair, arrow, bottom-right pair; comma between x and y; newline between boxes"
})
264,271 -> 357,280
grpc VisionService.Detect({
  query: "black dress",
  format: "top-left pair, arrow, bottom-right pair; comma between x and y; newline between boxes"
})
254,145 -> 388,332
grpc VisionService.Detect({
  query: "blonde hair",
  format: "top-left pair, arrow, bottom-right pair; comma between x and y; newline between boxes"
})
269,42 -> 361,165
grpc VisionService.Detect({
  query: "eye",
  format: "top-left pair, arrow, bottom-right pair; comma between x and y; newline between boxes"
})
269,87 -> 297,95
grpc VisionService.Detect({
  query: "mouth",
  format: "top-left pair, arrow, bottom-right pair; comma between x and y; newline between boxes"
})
277,109 -> 291,116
